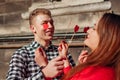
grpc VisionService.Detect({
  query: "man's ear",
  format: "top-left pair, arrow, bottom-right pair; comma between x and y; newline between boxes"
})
30,25 -> 36,33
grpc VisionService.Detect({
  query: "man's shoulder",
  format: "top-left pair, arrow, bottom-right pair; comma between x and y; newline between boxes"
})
16,44 -> 30,52
13,43 -> 32,56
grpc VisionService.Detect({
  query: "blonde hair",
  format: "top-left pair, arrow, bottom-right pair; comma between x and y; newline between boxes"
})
29,8 -> 51,25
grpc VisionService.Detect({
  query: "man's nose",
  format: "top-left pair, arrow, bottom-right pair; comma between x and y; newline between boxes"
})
48,22 -> 54,28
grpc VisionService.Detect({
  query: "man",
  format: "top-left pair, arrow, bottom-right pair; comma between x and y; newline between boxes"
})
6,8 -> 75,80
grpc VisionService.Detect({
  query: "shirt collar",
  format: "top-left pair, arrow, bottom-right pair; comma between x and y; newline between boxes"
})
30,41 -> 53,50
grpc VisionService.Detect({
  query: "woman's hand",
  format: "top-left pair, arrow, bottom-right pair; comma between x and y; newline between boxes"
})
58,40 -> 71,67
58,40 -> 68,59
78,50 -> 88,64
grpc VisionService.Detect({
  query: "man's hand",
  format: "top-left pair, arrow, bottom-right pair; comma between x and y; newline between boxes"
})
42,56 -> 64,78
34,47 -> 48,67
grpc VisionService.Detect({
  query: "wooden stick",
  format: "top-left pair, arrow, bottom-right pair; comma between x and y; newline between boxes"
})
68,32 -> 75,47
64,17 -> 72,39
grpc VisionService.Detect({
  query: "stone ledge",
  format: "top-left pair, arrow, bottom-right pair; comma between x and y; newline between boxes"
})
29,0 -> 104,10
21,1 -> 111,19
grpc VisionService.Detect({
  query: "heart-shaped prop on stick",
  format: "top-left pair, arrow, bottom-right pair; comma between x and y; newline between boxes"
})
68,25 -> 80,46
74,25 -> 79,33
84,26 -> 89,33
83,26 -> 90,49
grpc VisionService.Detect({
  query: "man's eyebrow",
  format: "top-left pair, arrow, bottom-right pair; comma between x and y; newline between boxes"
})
41,20 -> 48,23
43,19 -> 53,22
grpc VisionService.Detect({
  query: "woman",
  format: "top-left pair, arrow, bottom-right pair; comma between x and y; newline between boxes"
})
61,13 -> 120,80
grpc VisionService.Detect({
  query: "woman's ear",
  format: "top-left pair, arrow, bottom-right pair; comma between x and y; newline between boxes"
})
30,25 -> 36,33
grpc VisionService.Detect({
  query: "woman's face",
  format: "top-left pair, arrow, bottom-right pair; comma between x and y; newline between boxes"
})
84,23 -> 99,51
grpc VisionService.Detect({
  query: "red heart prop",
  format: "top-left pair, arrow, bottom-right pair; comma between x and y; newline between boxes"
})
74,25 -> 79,33
84,26 -> 89,33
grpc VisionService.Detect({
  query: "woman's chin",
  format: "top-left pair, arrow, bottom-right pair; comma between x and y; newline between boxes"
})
83,40 -> 90,48
84,40 -> 88,45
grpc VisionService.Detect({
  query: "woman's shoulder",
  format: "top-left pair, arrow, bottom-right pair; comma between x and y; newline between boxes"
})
93,66 -> 115,80
93,66 -> 115,75
72,66 -> 115,80
83,66 -> 115,80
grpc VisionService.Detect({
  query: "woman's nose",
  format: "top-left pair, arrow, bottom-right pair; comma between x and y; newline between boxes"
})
87,28 -> 92,33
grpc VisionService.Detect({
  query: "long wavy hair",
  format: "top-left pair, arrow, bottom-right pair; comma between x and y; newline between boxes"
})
62,13 -> 120,80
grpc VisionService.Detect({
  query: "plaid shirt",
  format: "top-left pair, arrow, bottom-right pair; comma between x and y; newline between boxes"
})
6,41 -> 75,80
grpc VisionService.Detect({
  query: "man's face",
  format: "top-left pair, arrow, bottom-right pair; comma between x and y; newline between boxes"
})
32,14 -> 54,41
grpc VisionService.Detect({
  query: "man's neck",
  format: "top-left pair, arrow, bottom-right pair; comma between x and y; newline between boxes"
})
35,38 -> 50,49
